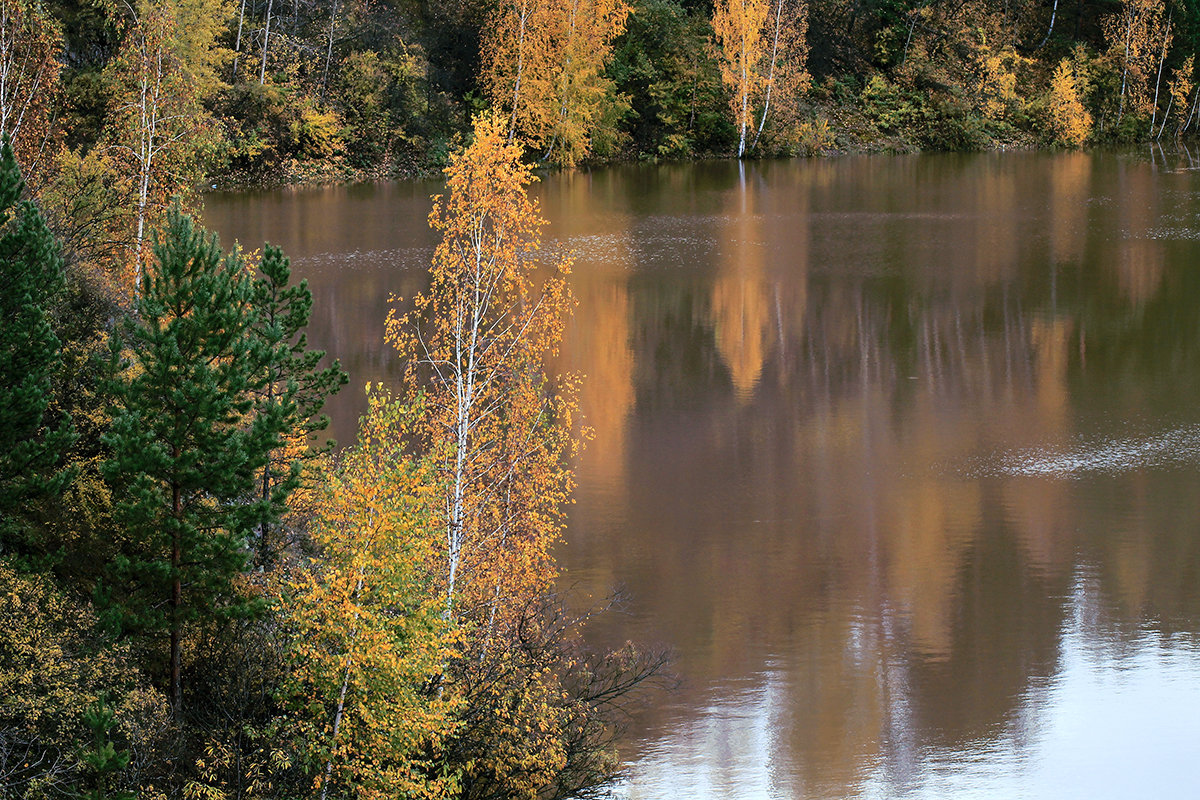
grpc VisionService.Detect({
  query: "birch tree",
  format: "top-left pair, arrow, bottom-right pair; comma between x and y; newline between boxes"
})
1102,0 -> 1167,127
105,0 -> 226,285
748,0 -> 808,153
282,389 -> 457,800
0,0 -> 62,181
712,0 -> 768,157
482,0 -> 629,166
386,111 -> 577,626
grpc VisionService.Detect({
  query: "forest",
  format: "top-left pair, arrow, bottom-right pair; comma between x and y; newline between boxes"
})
2,0 -> 1198,796
1,94 -> 673,798
5,0 -> 1200,197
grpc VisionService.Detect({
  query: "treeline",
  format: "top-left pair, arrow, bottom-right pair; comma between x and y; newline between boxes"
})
7,0 -> 1200,201
0,112 -> 666,800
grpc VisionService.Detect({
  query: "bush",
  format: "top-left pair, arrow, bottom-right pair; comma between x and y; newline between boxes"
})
796,117 -> 834,155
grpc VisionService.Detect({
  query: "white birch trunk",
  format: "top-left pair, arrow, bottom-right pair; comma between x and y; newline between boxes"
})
508,0 -> 531,143
750,0 -> 785,153
1036,0 -> 1059,50
260,0 -> 274,85
321,0 -> 339,99
232,0 -> 248,79
1150,16 -> 1170,132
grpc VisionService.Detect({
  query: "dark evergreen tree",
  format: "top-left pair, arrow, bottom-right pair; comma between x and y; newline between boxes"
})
77,695 -> 135,800
249,244 -> 347,570
102,208 -> 285,713
0,138 -> 74,561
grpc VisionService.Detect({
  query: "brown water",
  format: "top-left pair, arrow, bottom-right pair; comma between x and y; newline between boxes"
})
204,150 -> 1200,799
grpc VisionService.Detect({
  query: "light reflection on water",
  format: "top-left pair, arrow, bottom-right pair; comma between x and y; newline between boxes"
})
203,150 -> 1200,799
963,423 -> 1200,479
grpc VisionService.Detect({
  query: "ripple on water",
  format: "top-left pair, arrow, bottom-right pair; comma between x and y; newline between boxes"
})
963,424 -> 1200,480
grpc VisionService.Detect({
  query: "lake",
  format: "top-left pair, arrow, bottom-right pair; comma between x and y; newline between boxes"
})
204,149 -> 1200,799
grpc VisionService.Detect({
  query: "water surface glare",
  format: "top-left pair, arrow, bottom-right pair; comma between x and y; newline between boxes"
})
204,151 -> 1200,799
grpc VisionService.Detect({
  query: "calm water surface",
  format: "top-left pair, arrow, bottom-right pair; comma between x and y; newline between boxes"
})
204,150 -> 1200,799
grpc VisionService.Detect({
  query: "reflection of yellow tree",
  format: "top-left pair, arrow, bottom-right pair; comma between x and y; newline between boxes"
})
1113,167 -> 1163,304
972,162 -> 1018,284
541,172 -> 636,513
886,470 -> 982,660
712,170 -> 772,400
1048,152 -> 1090,266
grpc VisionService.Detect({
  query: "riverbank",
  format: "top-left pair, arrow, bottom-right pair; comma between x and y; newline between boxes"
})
207,95 -> 1044,192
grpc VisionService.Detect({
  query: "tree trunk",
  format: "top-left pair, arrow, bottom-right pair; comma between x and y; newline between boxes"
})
320,0 -> 339,100
133,31 -> 157,288
901,13 -> 915,67
232,0 -> 247,79
750,0 -> 785,154
1150,16 -> 1171,133
1156,92 -> 1173,140
170,458 -> 182,714
1036,0 -> 1058,50
737,38 -> 749,157
320,571 -> 364,800
508,0 -> 531,143
258,371 -> 275,570
1184,86 -> 1200,134
260,0 -> 274,85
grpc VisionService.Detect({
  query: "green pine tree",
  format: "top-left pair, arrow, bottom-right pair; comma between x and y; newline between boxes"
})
102,207 -> 286,713
249,244 -> 347,570
77,695 -> 135,800
0,138 -> 74,561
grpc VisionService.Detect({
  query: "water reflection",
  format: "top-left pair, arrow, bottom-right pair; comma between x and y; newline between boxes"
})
203,150 -> 1200,798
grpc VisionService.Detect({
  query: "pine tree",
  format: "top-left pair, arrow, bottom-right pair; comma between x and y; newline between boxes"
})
0,138 -> 74,559
77,695 -> 136,800
102,208 -> 286,713
248,244 -> 347,571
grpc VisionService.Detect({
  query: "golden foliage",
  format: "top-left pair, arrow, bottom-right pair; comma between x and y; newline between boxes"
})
104,0 -> 225,283
387,111 -> 579,628
0,0 -> 63,184
481,0 -> 629,166
711,0 -> 767,155
1168,55 -> 1194,138
1102,0 -> 1169,120
1046,58 -> 1092,147
712,0 -> 810,155
973,42 -> 1023,120
281,388 -> 459,800
0,564 -> 148,795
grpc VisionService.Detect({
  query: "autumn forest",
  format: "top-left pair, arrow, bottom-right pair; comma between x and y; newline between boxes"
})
4,0 -> 1200,796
